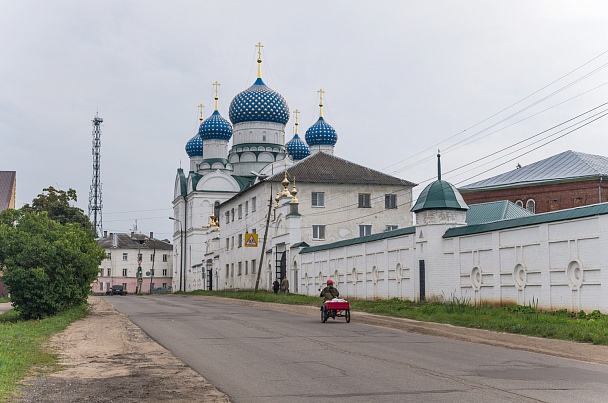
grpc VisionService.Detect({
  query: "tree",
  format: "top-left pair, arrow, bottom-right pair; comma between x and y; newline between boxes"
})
21,186 -> 96,238
0,209 -> 106,319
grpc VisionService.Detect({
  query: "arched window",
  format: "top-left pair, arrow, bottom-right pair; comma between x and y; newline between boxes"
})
214,201 -> 220,219
515,200 -> 523,208
526,199 -> 535,213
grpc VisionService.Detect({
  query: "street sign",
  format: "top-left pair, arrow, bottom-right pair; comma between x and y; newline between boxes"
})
245,232 -> 258,247
146,271 -> 151,276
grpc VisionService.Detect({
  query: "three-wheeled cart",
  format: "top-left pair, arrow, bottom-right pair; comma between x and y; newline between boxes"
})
321,300 -> 350,323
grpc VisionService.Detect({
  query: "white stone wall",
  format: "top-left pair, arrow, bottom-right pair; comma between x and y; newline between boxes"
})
293,210 -> 608,313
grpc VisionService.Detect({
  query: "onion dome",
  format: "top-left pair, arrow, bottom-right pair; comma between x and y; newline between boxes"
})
199,110 -> 233,141
199,81 -> 233,141
286,109 -> 310,160
185,134 -> 203,157
411,152 -> 469,213
305,88 -> 337,146
287,134 -> 310,160
228,43 -> 290,125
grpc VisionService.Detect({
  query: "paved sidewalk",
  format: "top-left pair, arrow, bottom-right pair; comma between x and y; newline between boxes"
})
0,302 -> 12,314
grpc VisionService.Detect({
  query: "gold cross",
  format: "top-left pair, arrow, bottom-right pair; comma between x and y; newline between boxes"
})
198,104 -> 204,122
256,42 -> 264,60
213,81 -> 220,99
317,89 -> 325,107
294,109 -> 300,124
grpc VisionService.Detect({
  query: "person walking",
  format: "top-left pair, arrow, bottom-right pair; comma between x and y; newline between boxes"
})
280,276 -> 289,295
272,278 -> 280,294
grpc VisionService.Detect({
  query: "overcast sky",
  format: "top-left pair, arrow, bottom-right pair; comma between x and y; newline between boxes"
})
2,1 -> 608,239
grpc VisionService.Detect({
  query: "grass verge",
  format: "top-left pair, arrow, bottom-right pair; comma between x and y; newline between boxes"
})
181,290 -> 608,345
0,297 -> 10,303
0,304 -> 89,402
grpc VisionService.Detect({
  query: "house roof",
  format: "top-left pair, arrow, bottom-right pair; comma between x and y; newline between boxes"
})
444,202 -> 608,238
300,226 -> 416,254
411,180 -> 468,213
465,200 -> 533,225
0,171 -> 16,211
460,150 -> 608,191
97,233 -> 172,250
267,152 -> 417,187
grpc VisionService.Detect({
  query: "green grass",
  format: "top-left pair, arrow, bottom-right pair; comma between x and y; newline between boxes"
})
0,304 -> 89,402
182,290 -> 608,345
0,297 -> 10,304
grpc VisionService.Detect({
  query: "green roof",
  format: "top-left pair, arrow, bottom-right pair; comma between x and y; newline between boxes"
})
300,226 -> 416,254
177,169 -> 187,197
232,176 -> 255,191
445,203 -> 608,238
412,180 -> 468,212
466,200 -> 533,225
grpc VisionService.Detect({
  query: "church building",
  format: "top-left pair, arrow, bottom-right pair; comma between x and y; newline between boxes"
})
172,45 -> 416,292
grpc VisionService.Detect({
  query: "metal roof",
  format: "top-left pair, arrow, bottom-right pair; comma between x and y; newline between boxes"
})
300,226 -> 416,254
0,171 -> 16,211
411,180 -> 468,212
460,150 -> 608,190
465,200 -> 533,225
444,202 -> 608,238
267,152 -> 417,187
97,233 -> 173,250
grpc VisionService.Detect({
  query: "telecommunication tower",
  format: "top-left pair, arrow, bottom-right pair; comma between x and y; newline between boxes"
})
88,113 -> 103,237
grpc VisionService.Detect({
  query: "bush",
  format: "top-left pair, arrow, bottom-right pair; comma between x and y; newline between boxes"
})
0,210 -> 106,319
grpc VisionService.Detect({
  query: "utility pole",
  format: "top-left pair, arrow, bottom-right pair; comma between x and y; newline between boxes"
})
136,239 -> 144,295
149,246 -> 156,293
255,186 -> 273,292
88,113 -> 103,237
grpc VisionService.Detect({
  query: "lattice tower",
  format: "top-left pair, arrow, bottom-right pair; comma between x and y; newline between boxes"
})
88,113 -> 103,236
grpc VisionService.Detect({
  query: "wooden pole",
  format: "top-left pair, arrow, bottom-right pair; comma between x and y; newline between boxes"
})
255,186 -> 273,292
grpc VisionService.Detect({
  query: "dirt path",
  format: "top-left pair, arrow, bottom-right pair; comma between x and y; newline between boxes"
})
12,295 -> 608,402
14,297 -> 229,403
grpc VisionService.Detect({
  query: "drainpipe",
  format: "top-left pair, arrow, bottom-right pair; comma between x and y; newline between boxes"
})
600,176 -> 603,203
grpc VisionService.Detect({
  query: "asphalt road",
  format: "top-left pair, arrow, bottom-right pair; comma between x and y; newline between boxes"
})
105,295 -> 608,403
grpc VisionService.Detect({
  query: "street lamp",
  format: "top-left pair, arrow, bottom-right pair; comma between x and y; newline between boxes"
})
169,216 -> 184,292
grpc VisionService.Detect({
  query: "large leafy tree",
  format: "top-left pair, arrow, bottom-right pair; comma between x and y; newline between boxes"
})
0,207 -> 106,319
21,186 -> 96,238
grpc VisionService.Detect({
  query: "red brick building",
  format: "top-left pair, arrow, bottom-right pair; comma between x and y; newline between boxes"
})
459,151 -> 608,214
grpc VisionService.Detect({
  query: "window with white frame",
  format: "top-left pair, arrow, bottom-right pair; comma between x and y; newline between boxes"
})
226,238 -> 230,251
122,269 -> 127,276
122,253 -> 128,261
245,261 -> 249,275
163,254 -> 168,262
359,225 -> 372,237
230,263 -> 234,277
107,252 -> 111,260
99,282 -> 104,291
245,200 -> 249,216
526,199 -> 536,213
122,283 -> 128,290
238,204 -> 243,219
225,212 -> 230,225
385,194 -> 397,209
162,269 -> 167,276
226,264 -> 229,277
312,225 -> 326,240
358,193 -> 371,208
252,259 -> 257,273
231,208 -> 235,222
238,234 -> 243,248
107,268 -> 112,276
238,261 -> 242,275
252,197 -> 257,212
312,192 -> 325,207
385,225 -> 398,232
515,200 -> 523,208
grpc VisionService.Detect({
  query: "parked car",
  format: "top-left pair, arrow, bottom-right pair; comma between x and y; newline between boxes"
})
106,285 -> 127,296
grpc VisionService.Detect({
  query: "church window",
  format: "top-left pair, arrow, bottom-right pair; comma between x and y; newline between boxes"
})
245,201 -> 249,216
238,204 -> 243,219
123,253 -> 128,261
226,238 -> 229,251
515,200 -> 523,208
231,237 -> 234,249
226,264 -> 229,277
231,263 -> 234,277
359,225 -> 372,237
312,225 -> 326,240
385,194 -> 397,209
225,212 -> 230,225
238,262 -> 242,276
526,199 -> 536,213
252,197 -> 257,212
238,234 -> 243,248
252,259 -> 257,273
312,192 -> 325,207
358,193 -> 371,208
214,201 -> 220,219
122,269 -> 128,277
231,209 -> 235,222
245,261 -> 249,275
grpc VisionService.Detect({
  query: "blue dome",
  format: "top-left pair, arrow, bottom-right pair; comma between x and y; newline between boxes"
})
185,134 -> 203,157
305,116 -> 337,146
286,134 -> 310,161
229,78 -> 290,125
199,110 -> 232,141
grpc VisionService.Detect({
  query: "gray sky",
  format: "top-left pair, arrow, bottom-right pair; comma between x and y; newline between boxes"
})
2,1 -> 608,239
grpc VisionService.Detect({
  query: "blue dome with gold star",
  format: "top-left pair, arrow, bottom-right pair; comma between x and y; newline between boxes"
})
305,117 -> 337,146
286,134 -> 310,161
185,134 -> 203,157
229,78 -> 290,125
199,110 -> 232,141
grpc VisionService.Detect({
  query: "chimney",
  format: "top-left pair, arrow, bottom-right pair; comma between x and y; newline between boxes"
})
103,230 -> 108,238
149,231 -> 154,239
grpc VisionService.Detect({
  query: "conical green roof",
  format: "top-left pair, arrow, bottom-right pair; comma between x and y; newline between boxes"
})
411,179 -> 469,213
